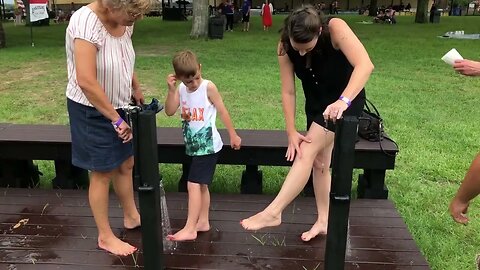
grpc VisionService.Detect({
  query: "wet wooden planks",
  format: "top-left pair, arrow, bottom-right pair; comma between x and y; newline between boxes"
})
0,188 -> 429,270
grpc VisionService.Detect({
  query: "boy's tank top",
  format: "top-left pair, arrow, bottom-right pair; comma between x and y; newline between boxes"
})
179,79 -> 223,156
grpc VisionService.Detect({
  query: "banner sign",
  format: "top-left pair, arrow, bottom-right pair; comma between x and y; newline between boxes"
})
29,0 -> 49,22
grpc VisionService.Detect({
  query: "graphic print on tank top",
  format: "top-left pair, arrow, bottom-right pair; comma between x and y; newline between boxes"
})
179,80 -> 223,156
181,107 -> 214,155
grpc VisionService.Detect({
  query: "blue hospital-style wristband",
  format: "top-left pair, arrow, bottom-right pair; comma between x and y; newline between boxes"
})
339,96 -> 351,107
113,118 -> 124,129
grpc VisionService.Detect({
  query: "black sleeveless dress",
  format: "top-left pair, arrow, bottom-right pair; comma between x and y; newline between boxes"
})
286,33 -> 366,132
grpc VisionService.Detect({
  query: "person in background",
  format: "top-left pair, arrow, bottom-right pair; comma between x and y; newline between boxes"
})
217,0 -> 227,29
385,8 -> 396,24
332,0 -> 339,14
70,1 -> 76,14
429,1 -> 437,23
223,0 -> 235,32
14,7 -> 22,26
405,2 -> 411,11
449,58 -> 480,224
65,0 -> 152,256
261,0 -> 273,31
241,0 -> 251,32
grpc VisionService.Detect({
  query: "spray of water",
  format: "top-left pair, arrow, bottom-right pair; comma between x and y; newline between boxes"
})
159,180 -> 175,251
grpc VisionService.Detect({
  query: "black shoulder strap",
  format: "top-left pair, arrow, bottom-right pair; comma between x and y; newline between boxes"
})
365,98 -> 397,156
365,98 -> 381,118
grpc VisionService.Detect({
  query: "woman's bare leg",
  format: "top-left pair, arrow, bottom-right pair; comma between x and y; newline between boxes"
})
301,133 -> 334,241
90,168 -> 137,256
241,123 -> 331,230
111,156 -> 141,229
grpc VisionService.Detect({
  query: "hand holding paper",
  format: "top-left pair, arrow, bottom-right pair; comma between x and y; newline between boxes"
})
453,59 -> 480,76
441,48 -> 463,66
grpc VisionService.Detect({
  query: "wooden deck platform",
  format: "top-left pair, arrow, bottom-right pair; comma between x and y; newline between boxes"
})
0,188 -> 429,270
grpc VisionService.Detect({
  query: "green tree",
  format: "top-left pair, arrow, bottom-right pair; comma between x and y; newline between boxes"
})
0,21 -> 5,48
415,0 -> 429,23
190,0 -> 209,39
368,0 -> 378,16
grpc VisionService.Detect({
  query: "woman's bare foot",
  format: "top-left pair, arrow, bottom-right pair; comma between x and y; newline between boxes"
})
98,235 -> 137,256
167,228 -> 197,241
300,221 -> 327,242
124,214 -> 141,229
196,222 -> 210,232
240,211 -> 281,231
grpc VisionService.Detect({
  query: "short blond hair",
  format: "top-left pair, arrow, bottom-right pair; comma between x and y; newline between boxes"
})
172,50 -> 200,78
103,0 -> 153,15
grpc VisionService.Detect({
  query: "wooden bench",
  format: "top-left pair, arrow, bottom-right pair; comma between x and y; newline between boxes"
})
0,123 -> 398,199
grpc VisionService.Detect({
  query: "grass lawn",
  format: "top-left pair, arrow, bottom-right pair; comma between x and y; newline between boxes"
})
1,14 -> 480,270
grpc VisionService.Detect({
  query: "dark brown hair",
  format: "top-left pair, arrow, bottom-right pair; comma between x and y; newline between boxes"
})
172,50 -> 199,78
278,5 -> 330,56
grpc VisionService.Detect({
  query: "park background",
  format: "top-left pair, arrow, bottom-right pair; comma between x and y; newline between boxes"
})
1,7 -> 480,270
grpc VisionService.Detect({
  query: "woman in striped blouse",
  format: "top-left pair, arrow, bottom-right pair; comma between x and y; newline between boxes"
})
65,0 -> 153,256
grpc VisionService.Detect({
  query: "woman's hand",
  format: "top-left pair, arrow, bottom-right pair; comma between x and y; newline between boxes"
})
286,130 -> 311,161
114,119 -> 133,143
132,88 -> 144,105
323,99 -> 348,122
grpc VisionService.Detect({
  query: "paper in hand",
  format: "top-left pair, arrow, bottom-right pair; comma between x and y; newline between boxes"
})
441,48 -> 463,66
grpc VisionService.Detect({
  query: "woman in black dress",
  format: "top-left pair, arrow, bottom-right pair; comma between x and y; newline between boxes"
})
241,6 -> 374,241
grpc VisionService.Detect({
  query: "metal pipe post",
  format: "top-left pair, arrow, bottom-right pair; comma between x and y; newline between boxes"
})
324,116 -> 358,270
134,110 -> 165,270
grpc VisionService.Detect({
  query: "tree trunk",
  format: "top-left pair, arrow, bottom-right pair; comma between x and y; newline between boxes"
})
0,21 -> 5,48
1,0 -> 5,20
415,0 -> 429,23
368,0 -> 378,16
190,0 -> 209,39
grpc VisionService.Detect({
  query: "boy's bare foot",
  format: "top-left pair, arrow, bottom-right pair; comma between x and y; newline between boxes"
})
196,222 -> 210,232
240,211 -> 281,231
167,228 -> 197,241
98,236 -> 137,256
301,221 -> 327,242
124,214 -> 141,229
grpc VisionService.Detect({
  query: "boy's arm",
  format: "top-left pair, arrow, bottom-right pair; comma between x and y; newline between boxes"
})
164,74 -> 180,116
207,82 -> 241,150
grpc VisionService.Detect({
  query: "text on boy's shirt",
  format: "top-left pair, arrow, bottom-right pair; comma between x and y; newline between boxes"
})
181,106 -> 204,122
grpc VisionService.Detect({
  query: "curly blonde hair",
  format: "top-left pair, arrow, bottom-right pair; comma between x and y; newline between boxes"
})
103,0 -> 154,15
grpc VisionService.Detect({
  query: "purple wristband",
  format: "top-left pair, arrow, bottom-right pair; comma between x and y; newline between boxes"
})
113,118 -> 124,128
339,96 -> 351,107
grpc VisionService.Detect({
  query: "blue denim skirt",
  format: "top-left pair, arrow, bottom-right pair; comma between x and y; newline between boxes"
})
67,99 -> 133,172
